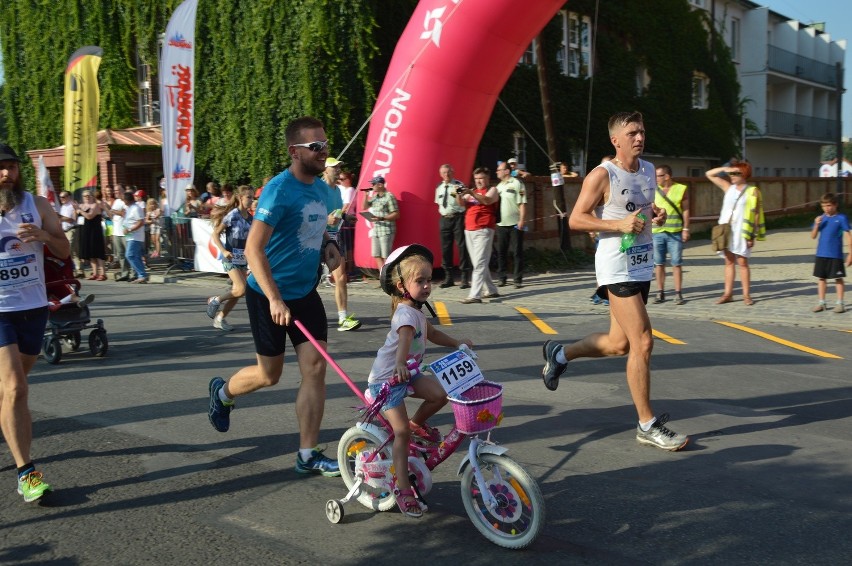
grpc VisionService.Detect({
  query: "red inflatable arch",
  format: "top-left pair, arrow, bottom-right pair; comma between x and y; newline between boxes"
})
354,0 -> 565,268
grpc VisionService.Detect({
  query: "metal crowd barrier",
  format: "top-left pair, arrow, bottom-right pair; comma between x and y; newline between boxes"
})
164,214 -> 196,274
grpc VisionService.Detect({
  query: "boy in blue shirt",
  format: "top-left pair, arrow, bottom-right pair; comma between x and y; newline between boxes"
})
810,193 -> 852,313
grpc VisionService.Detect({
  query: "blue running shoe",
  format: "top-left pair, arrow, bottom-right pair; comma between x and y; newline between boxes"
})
295,447 -> 341,477
208,377 -> 233,432
541,340 -> 568,391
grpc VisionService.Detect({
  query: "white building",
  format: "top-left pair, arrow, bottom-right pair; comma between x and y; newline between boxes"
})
697,0 -> 846,177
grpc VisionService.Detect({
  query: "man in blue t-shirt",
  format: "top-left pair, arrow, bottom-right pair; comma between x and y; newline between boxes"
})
810,192 -> 852,313
207,116 -> 344,477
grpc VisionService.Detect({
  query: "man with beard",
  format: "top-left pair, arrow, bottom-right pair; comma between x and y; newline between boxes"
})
0,144 -> 70,501
207,117 -> 344,477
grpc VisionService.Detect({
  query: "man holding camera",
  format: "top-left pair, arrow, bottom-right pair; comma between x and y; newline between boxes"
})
434,164 -> 471,289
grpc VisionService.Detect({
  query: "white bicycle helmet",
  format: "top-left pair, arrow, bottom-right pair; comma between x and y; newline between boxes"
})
379,244 -> 434,297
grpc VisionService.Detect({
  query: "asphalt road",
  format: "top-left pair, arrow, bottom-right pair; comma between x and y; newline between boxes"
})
1,257 -> 850,565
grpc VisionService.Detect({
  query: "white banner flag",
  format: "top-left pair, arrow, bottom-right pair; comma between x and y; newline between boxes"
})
159,0 -> 198,217
37,155 -> 59,212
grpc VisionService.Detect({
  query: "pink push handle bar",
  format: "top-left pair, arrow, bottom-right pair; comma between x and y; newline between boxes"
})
293,319 -> 369,405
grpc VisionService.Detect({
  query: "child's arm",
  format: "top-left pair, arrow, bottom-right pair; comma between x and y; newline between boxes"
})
394,325 -> 416,382
846,230 -> 852,267
811,215 -> 823,239
426,320 -> 473,350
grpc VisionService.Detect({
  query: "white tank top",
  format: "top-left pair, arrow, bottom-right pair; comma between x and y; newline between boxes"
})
595,159 -> 656,285
0,192 -> 47,312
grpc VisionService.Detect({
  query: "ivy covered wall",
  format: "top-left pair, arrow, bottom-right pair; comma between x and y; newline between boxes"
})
481,0 -> 741,173
0,0 -> 385,186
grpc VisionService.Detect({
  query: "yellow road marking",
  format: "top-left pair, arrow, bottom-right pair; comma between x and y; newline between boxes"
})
434,301 -> 451,326
515,307 -> 558,335
715,321 -> 843,359
652,329 -> 686,345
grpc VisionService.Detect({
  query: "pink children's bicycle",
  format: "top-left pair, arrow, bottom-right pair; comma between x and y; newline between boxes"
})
294,321 -> 545,549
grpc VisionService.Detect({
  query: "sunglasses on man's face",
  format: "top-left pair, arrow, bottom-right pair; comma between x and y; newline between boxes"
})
290,140 -> 329,152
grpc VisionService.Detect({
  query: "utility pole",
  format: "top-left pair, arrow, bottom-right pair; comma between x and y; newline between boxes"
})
835,62 -> 844,193
535,34 -> 571,251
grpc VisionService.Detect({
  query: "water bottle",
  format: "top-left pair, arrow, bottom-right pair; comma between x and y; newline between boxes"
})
619,213 -> 647,253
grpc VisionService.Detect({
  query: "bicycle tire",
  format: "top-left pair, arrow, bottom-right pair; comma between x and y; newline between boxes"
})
337,427 -> 396,512
460,454 -> 545,549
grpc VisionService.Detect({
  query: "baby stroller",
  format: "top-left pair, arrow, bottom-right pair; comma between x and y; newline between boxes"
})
42,247 -> 108,364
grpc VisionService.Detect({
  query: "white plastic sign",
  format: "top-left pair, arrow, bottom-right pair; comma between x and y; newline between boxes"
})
429,350 -> 483,397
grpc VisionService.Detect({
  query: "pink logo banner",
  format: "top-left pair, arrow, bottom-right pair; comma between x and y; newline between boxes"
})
159,0 -> 198,216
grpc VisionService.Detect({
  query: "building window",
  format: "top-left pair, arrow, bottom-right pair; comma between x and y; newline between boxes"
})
691,72 -> 710,109
520,39 -> 537,66
635,65 -> 650,96
555,11 -> 592,77
512,131 -> 527,167
730,17 -> 740,62
688,0 -> 707,9
688,167 -> 703,177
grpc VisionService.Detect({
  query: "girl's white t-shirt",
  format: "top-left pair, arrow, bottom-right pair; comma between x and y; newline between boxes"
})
368,303 -> 428,384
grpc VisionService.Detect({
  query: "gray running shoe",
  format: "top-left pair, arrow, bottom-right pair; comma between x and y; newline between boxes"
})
541,340 -> 567,391
206,296 -> 221,319
636,413 -> 689,451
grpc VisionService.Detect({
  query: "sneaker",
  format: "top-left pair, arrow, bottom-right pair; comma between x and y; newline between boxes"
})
208,377 -> 233,432
295,447 -> 341,477
213,318 -> 234,331
812,303 -> 826,313
206,296 -> 221,319
77,294 -> 95,308
653,291 -> 665,304
674,294 -> 685,306
636,413 -> 689,451
18,470 -> 52,503
834,303 -> 846,314
590,293 -> 603,305
541,340 -> 567,391
602,299 -> 610,306
338,315 -> 362,332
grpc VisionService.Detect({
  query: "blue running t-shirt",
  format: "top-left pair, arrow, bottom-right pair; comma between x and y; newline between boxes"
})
248,169 -> 333,300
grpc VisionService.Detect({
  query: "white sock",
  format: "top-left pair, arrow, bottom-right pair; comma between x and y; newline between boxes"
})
338,310 -> 347,323
555,347 -> 568,365
299,448 -> 315,461
59,293 -> 75,305
218,387 -> 233,404
639,416 -> 657,432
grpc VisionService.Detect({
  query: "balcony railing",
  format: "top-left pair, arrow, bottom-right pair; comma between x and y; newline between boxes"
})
764,110 -> 837,140
767,45 -> 838,87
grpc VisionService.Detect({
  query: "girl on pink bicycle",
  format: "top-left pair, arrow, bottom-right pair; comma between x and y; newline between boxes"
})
369,244 -> 473,518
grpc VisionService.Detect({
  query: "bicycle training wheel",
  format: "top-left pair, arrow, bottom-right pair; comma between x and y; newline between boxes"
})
337,427 -> 396,512
460,454 -> 545,549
